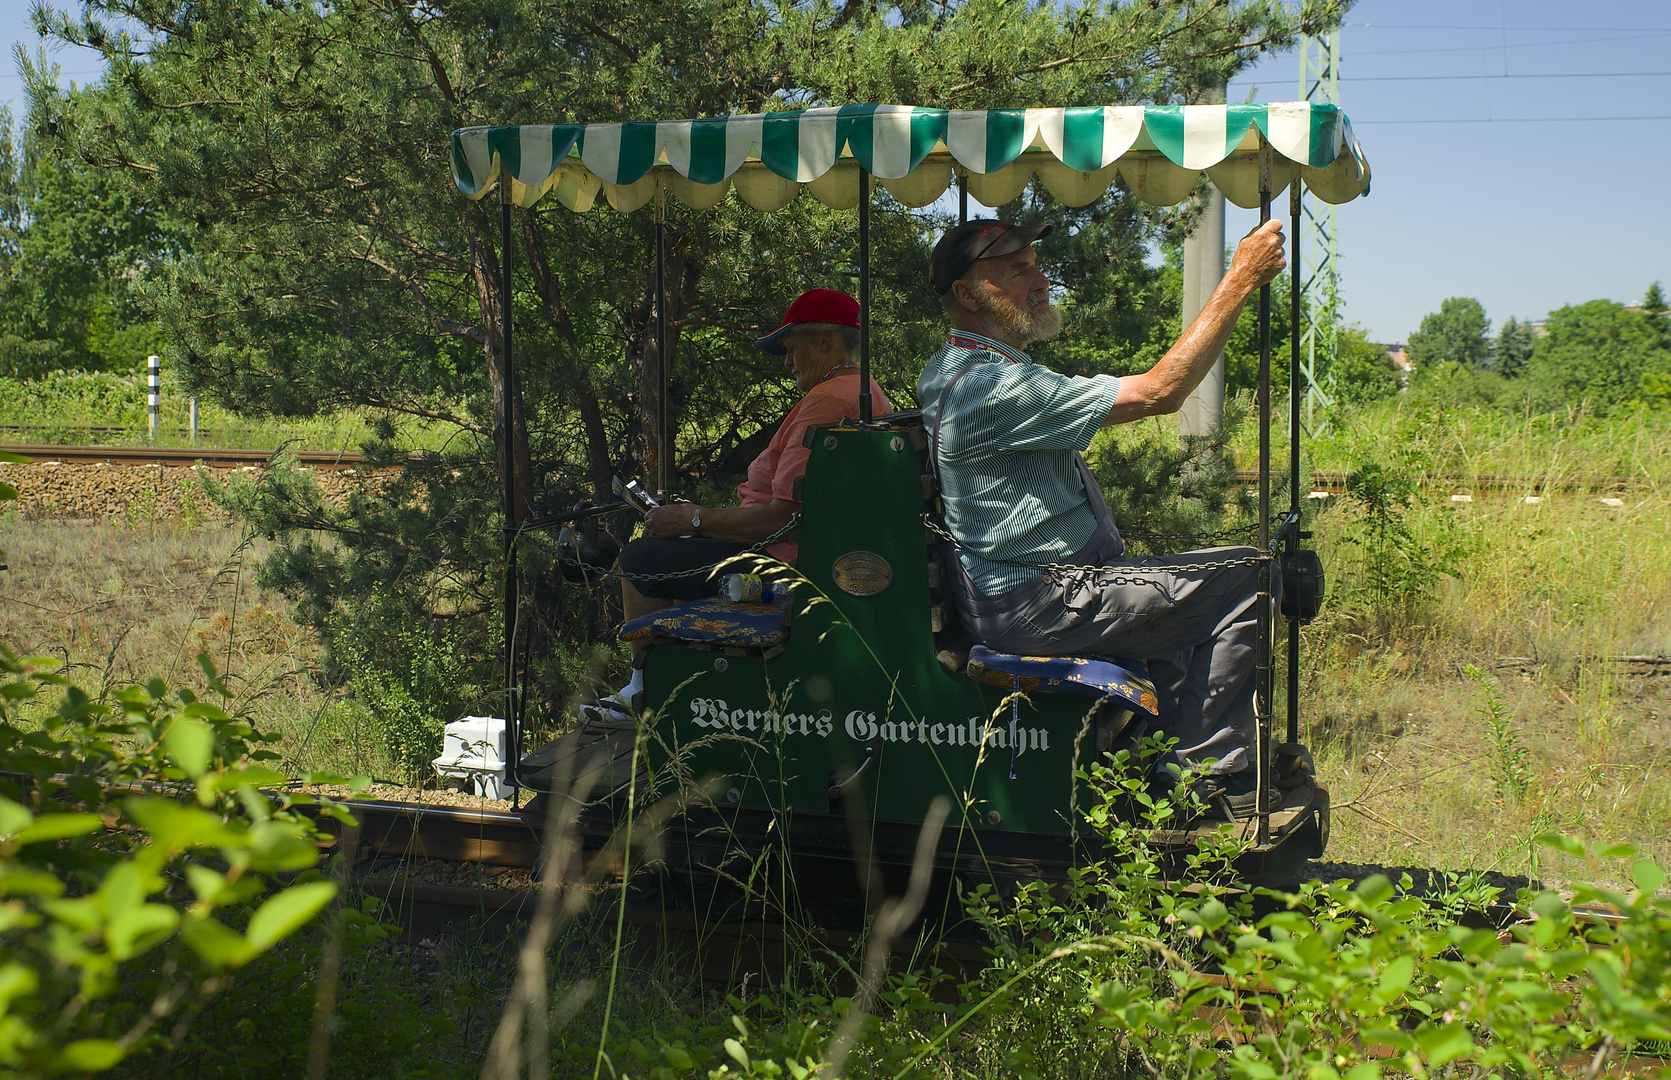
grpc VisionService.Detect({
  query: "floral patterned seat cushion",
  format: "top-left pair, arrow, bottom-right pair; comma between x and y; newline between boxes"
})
618,596 -> 788,647
965,645 -> 1159,716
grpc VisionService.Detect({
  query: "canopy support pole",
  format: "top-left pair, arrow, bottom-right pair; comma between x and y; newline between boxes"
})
958,172 -> 967,225
1255,143 -> 1273,833
858,167 -> 872,424
499,191 -> 521,805
1287,185 -> 1303,748
655,200 -> 670,495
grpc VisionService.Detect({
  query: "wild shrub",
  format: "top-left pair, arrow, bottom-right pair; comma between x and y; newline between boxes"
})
565,745 -> 1671,1079
328,601 -> 486,784
1090,399 -> 1259,555
0,645 -> 360,1077
1463,663 -> 1534,804
1340,461 -> 1459,634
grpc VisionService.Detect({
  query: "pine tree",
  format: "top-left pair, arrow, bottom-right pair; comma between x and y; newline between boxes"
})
1495,316 -> 1536,379
25,0 -> 1350,720
1644,281 -> 1669,343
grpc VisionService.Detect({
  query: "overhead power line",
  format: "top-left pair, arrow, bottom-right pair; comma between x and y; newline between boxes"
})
1345,23 -> 1671,32
1346,71 -> 1671,82
1347,31 -> 1671,57
1357,115 -> 1671,125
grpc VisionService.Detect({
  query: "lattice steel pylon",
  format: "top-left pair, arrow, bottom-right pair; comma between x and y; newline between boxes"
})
1297,29 -> 1341,435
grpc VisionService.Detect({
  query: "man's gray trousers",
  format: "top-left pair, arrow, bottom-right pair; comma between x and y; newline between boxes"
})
954,529 -> 1262,777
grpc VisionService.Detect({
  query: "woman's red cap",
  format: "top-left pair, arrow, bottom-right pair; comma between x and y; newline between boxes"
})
755,289 -> 861,356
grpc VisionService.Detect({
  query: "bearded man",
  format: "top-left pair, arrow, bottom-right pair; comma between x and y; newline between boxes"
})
917,218 -> 1286,817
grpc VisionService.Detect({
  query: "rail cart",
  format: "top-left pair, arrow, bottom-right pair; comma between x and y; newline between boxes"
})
449,102 -> 1371,930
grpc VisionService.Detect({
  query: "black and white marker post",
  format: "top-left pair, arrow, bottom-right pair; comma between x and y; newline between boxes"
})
147,356 -> 160,442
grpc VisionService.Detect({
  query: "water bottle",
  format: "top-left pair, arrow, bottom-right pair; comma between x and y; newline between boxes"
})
721,573 -> 777,605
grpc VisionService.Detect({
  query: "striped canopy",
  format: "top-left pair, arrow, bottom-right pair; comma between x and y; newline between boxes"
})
451,103 -> 1369,214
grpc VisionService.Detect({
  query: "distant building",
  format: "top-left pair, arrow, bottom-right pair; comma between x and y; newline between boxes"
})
1383,344 -> 1412,388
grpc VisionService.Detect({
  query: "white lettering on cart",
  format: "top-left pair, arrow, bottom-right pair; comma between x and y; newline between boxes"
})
688,700 -> 1051,755
689,700 -> 835,742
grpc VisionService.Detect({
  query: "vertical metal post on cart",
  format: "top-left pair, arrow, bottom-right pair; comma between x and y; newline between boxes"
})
655,200 -> 671,494
499,188 -> 521,803
1255,141 -> 1273,832
1287,185 -> 1303,746
857,167 -> 873,424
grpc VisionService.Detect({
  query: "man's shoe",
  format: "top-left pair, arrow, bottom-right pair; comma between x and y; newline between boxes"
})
579,698 -> 638,730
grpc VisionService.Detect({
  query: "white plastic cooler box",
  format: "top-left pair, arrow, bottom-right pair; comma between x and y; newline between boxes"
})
432,716 -> 508,799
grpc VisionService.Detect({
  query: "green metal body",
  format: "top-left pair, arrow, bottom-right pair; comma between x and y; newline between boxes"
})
642,426 -> 1109,836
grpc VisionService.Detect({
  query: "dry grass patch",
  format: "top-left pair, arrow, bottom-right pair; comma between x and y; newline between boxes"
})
0,515 -> 396,780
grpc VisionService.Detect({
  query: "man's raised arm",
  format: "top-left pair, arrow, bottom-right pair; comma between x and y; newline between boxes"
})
1102,218 -> 1288,428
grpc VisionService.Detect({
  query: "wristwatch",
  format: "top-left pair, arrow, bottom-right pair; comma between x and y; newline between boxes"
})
690,508 -> 702,534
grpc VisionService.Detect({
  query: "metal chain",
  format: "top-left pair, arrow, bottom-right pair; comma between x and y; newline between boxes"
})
553,512 -> 802,583
921,512 -> 1271,584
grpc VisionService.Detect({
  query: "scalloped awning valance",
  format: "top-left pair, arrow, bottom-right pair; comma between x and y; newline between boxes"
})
450,102 -> 1370,214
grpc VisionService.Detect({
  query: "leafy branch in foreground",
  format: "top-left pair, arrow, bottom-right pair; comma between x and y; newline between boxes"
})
0,643 -> 364,1077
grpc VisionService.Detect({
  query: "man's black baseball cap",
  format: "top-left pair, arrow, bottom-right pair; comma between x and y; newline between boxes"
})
929,219 -> 1053,295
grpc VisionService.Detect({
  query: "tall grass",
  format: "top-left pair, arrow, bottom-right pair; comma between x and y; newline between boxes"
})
1225,390 -> 1671,483
1276,403 -> 1671,879
0,367 -> 458,451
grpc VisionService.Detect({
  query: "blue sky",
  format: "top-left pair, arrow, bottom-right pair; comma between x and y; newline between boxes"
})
1223,0 -> 1671,343
2,0 -> 1668,344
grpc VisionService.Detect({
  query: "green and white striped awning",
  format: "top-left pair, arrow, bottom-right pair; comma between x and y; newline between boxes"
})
451,103 -> 1369,214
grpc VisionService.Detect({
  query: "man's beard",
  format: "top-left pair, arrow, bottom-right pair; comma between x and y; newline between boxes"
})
972,288 -> 1062,345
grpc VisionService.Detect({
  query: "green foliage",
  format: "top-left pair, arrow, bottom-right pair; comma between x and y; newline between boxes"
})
0,365 -> 428,450
202,443 -> 507,759
0,110 -> 177,379
550,740 -> 1671,1080
1463,664 -> 1533,805
1089,397 -> 1257,554
21,0 -> 1349,692
1527,299 -> 1671,415
1090,846 -> 1671,1080
1403,289 -> 1671,416
329,601 -> 487,783
0,643 -> 361,1077
0,459 -> 355,1075
1644,281 -> 1669,342
1340,462 -> 1459,634
1406,297 -> 1490,372
1330,324 -> 1401,408
0,367 -> 158,428
136,895 -> 468,1078
1494,314 -> 1536,379
1222,261 -> 1297,396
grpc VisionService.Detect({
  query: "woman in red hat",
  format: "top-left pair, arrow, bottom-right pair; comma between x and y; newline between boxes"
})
600,289 -> 892,715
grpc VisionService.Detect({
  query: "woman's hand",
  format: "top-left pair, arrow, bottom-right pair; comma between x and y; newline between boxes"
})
644,503 -> 702,539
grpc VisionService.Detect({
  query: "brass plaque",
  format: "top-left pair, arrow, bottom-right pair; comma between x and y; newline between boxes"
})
831,551 -> 892,596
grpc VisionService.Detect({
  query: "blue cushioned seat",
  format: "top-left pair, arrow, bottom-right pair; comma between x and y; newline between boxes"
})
965,645 -> 1159,716
618,595 -> 788,648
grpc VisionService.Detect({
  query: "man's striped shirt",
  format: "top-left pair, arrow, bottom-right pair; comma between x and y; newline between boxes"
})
917,331 -> 1121,596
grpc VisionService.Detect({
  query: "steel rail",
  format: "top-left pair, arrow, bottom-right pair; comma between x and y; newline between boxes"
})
1241,469 -> 1667,494
0,443 -> 401,470
319,793 -> 1633,932
4,447 -> 1662,494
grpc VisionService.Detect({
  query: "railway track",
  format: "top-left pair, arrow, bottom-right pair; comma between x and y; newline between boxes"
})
0,443 -> 392,470
318,794 -> 1622,987
2,445 -> 1664,493
318,797 -> 936,983
1241,469 -> 1666,496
